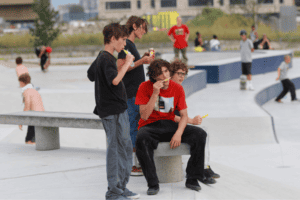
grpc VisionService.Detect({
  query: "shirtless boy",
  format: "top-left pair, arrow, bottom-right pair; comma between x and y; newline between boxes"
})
18,73 -> 45,144
15,57 -> 29,78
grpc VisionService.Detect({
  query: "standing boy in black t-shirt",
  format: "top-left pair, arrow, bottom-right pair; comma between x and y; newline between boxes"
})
92,23 -> 139,200
117,16 -> 154,176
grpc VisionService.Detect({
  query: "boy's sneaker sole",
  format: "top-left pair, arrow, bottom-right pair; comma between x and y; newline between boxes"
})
131,166 -> 143,176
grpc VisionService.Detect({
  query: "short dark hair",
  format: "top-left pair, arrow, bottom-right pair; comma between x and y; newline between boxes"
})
196,32 -> 200,35
103,23 -> 129,45
126,16 -> 148,34
18,73 -> 31,85
170,60 -> 188,77
147,59 -> 171,83
213,35 -> 217,39
16,57 -> 22,65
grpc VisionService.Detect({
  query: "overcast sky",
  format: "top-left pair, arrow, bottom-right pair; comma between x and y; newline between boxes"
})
52,0 -> 79,9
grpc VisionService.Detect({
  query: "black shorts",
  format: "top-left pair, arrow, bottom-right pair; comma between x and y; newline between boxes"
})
242,62 -> 252,75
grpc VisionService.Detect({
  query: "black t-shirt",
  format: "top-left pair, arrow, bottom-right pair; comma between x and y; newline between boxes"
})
194,37 -> 200,47
118,39 -> 145,99
94,51 -> 127,118
256,39 -> 270,50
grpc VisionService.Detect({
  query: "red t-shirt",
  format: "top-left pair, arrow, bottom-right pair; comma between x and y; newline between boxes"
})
168,24 -> 190,49
135,80 -> 187,129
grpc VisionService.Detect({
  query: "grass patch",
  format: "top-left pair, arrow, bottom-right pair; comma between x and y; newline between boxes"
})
294,51 -> 300,57
1,8 -> 300,50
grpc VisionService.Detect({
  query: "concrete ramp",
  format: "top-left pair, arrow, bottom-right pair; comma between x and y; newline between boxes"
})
201,116 -> 276,146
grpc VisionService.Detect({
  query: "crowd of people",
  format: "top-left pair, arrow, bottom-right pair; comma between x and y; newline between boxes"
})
86,16 -> 222,200
14,15 -> 296,200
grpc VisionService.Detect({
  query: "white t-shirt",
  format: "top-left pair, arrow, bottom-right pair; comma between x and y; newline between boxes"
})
210,39 -> 220,49
240,39 -> 253,63
278,61 -> 289,80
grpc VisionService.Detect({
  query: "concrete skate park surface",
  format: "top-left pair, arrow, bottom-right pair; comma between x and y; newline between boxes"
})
0,55 -> 300,199
162,50 -> 293,83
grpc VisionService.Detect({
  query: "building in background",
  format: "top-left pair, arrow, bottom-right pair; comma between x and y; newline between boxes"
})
80,0 -> 99,20
58,0 -> 99,22
0,0 -> 36,28
58,3 -> 80,22
98,0 -> 294,19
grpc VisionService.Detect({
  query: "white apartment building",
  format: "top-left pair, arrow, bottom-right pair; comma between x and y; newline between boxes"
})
80,0 -> 99,16
98,0 -> 294,19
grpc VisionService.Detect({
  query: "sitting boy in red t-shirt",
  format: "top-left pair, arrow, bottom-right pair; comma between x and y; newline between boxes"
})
135,59 -> 215,196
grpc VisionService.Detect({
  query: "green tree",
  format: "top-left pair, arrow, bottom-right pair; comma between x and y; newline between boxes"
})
30,0 -> 60,47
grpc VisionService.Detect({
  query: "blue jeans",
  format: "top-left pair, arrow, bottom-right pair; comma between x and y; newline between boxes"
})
127,97 -> 140,148
102,110 -> 133,199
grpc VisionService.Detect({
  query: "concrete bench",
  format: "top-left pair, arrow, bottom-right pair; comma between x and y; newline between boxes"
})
0,111 -> 190,183
0,111 -> 103,151
154,142 -> 190,183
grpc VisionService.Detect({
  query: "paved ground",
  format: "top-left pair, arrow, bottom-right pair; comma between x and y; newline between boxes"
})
0,55 -> 300,199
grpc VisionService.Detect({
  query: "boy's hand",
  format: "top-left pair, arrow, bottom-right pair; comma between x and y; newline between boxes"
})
153,80 -> 164,95
125,53 -> 135,65
276,77 -> 279,81
19,125 -> 23,130
142,56 -> 154,64
142,52 -> 150,57
192,115 -> 202,125
170,133 -> 182,149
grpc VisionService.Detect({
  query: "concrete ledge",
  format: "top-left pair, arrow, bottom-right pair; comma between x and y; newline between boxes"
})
255,77 -> 300,106
154,142 -> 190,157
182,70 -> 207,98
0,111 -> 103,129
191,50 -> 293,83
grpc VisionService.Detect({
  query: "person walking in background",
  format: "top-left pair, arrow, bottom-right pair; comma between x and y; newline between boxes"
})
35,46 -> 52,72
15,57 -> 29,78
92,23 -> 140,200
18,73 -> 45,145
240,30 -> 254,90
168,16 -> 190,64
117,16 -> 154,177
170,60 -> 220,179
275,55 -> 298,103
210,35 -> 220,51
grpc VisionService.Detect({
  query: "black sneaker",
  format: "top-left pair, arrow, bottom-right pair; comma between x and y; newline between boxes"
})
198,176 -> 216,184
147,185 -> 159,195
185,179 -> 201,191
204,166 -> 220,179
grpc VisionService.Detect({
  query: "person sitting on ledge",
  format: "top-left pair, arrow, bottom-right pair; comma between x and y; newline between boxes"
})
135,59 -> 215,196
258,34 -> 273,50
18,73 -> 45,145
170,60 -> 220,179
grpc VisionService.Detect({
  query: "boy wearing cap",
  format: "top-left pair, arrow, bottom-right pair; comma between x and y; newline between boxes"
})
240,30 -> 254,90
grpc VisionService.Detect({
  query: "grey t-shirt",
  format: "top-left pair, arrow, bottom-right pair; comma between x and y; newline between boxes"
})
250,31 -> 256,42
240,39 -> 253,63
279,61 -> 289,80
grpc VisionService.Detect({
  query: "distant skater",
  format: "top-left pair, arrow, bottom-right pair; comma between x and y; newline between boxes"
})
240,30 -> 254,90
275,55 -> 298,103
35,46 -> 51,72
18,73 -> 45,144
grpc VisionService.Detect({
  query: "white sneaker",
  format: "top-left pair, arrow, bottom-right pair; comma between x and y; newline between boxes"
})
248,84 -> 254,91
